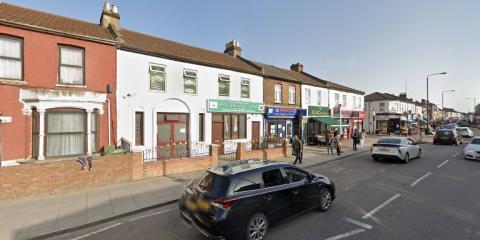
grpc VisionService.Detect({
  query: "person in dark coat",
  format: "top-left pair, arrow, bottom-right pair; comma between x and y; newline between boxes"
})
352,129 -> 359,151
292,135 -> 303,165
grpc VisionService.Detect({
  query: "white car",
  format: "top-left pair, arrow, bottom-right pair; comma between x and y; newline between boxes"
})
464,137 -> 480,160
372,137 -> 421,163
456,127 -> 473,138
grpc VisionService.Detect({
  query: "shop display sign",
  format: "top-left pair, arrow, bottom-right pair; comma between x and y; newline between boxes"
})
308,106 -> 330,117
208,99 -> 264,113
265,107 -> 297,117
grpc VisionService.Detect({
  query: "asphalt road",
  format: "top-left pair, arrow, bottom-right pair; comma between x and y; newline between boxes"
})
47,140 -> 480,240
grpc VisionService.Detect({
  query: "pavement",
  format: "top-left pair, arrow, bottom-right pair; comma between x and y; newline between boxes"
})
43,137 -> 480,240
0,134 -> 421,240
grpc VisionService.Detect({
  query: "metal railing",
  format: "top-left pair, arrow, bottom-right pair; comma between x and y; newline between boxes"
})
246,137 -> 285,151
142,142 -> 210,162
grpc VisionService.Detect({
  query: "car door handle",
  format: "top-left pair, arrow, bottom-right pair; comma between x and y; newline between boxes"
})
263,195 -> 272,201
291,189 -> 299,195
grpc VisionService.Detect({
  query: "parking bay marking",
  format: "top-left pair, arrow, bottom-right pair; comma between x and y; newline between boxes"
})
128,208 -> 177,222
410,172 -> 431,187
344,218 -> 373,230
451,152 -> 461,157
70,223 -> 122,240
362,193 -> 401,219
437,160 -> 449,168
324,228 -> 366,240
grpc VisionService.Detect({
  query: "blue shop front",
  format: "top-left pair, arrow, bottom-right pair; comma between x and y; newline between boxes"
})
264,107 -> 307,141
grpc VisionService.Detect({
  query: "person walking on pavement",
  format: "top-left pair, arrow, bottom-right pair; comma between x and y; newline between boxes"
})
326,129 -> 334,155
360,130 -> 366,151
292,135 -> 303,165
352,129 -> 359,151
334,133 -> 342,156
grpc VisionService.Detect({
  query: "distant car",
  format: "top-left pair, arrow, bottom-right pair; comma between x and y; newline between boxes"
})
434,129 -> 463,145
456,127 -> 474,138
371,137 -> 421,163
464,137 -> 480,160
179,160 -> 335,240
442,123 -> 457,130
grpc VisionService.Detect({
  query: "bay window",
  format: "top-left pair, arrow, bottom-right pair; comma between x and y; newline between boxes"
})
59,46 -> 84,85
0,35 -> 22,80
45,110 -> 88,157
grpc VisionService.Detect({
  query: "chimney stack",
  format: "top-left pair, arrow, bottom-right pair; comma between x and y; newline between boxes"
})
224,40 -> 242,58
290,63 -> 304,72
100,1 -> 120,30
399,92 -> 407,101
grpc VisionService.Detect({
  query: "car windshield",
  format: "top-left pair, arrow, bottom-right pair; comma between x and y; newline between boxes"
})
471,139 -> 480,145
197,172 -> 230,197
437,131 -> 453,136
378,138 -> 402,144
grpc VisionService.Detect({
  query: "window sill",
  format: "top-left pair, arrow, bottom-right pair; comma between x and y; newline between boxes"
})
0,79 -> 26,86
55,84 -> 87,89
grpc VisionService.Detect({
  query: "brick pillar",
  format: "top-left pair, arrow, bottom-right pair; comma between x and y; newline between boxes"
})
131,152 -> 144,180
236,142 -> 246,160
210,144 -> 220,167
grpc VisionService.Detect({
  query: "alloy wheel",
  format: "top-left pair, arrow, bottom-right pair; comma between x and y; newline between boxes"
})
404,153 -> 410,164
319,188 -> 332,211
247,213 -> 268,240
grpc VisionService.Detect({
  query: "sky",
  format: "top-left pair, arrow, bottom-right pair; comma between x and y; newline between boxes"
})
9,0 -> 480,112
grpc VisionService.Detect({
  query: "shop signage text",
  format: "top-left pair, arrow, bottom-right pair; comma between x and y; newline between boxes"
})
266,107 -> 297,117
207,100 -> 264,114
308,106 -> 330,117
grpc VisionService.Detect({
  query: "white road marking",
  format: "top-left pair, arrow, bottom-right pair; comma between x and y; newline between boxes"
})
437,160 -> 449,168
410,172 -> 431,187
70,223 -> 122,240
452,152 -> 461,157
362,193 -> 401,219
344,218 -> 373,229
128,208 -> 176,222
324,228 -> 366,240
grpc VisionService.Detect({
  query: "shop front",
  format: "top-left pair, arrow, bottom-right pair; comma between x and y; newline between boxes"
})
264,107 -> 305,141
207,99 -> 264,148
350,111 -> 366,132
306,106 -> 333,144
374,113 -> 407,134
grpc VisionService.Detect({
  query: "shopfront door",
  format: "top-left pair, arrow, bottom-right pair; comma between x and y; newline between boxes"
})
252,121 -> 260,141
157,113 -> 188,158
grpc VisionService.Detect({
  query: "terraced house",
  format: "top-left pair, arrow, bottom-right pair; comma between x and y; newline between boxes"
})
0,3 -> 117,165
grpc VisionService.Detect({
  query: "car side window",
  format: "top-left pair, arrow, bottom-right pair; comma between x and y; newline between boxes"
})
283,167 -> 309,183
234,179 -> 261,193
262,169 -> 285,188
407,139 -> 414,145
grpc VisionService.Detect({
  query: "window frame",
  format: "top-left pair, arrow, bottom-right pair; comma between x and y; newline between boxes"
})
240,78 -> 250,98
199,113 -> 205,142
218,74 -> 231,97
0,34 -> 23,81
135,111 -> 145,146
183,68 -> 198,95
274,84 -> 282,103
44,108 -> 87,157
288,86 -> 296,104
149,63 -> 167,92
214,113 -> 247,140
58,45 -> 85,86
316,90 -> 322,106
335,93 -> 340,106
305,88 -> 311,105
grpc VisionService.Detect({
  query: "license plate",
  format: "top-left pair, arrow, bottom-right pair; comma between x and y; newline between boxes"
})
197,198 -> 210,212
185,199 -> 197,211
379,147 -> 390,152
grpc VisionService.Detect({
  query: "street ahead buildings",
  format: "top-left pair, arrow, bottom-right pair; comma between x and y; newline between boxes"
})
0,2 -> 364,165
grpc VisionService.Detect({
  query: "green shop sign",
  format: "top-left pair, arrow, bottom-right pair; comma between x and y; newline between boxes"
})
208,99 -> 265,114
308,106 -> 330,117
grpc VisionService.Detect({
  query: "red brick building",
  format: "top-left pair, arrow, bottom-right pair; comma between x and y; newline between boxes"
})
0,3 -> 117,165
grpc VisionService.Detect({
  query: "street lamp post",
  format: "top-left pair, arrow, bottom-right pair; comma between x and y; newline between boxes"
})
426,72 -> 447,133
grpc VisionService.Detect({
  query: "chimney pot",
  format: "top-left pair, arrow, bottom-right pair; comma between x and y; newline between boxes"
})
290,63 -> 304,72
224,40 -> 242,58
112,5 -> 119,14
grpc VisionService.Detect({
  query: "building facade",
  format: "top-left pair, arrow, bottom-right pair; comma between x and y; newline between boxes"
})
0,3 -> 117,165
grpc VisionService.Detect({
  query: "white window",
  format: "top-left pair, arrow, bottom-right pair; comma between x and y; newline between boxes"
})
353,96 -> 357,109
358,97 -> 362,109
183,69 -> 197,94
305,89 -> 311,105
343,95 -> 347,108
241,78 -> 250,98
316,90 -> 322,105
149,64 -> 166,91
288,86 -> 296,104
0,35 -> 22,80
379,102 -> 385,112
274,84 -> 282,103
59,46 -> 84,85
335,93 -> 340,106
218,75 -> 230,96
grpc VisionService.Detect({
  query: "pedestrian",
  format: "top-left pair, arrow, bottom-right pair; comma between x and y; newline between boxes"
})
352,130 -> 359,151
326,130 -> 334,155
360,130 -> 366,151
292,135 -> 303,165
334,133 -> 342,156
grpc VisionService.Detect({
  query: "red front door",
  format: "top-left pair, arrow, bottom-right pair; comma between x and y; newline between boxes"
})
157,113 -> 188,158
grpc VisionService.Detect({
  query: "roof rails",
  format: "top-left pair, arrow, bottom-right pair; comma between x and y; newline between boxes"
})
217,158 -> 265,172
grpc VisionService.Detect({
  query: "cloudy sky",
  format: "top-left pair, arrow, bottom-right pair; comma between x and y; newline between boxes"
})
11,0 -> 480,112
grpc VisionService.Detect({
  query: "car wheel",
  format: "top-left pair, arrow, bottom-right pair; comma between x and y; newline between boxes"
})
417,149 -> 422,158
318,188 -> 333,212
404,153 -> 410,164
372,156 -> 378,161
455,141 -> 458,146
245,213 -> 268,240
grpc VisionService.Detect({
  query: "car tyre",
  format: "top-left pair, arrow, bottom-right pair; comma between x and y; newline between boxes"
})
454,141 -> 458,146
417,149 -> 422,158
404,153 -> 410,164
318,188 -> 333,212
245,213 -> 268,240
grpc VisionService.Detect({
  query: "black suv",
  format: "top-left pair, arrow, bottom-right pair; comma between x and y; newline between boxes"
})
179,160 -> 335,240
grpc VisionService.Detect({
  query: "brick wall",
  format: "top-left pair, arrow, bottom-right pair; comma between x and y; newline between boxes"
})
263,78 -> 301,107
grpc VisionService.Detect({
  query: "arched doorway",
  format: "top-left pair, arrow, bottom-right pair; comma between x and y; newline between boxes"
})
156,99 -> 190,159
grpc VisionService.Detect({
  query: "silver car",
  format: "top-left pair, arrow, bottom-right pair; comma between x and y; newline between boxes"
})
464,137 -> 480,160
371,137 -> 422,163
456,127 -> 473,138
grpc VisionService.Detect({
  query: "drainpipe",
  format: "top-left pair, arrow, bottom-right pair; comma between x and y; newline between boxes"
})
106,99 -> 111,146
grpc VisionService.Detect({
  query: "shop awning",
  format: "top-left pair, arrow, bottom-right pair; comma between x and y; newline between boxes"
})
310,117 -> 340,126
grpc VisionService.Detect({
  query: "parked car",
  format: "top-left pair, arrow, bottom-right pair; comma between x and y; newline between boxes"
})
371,137 -> 421,163
464,137 -> 480,160
179,160 -> 335,240
456,127 -> 474,138
443,123 -> 457,130
434,129 -> 463,145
